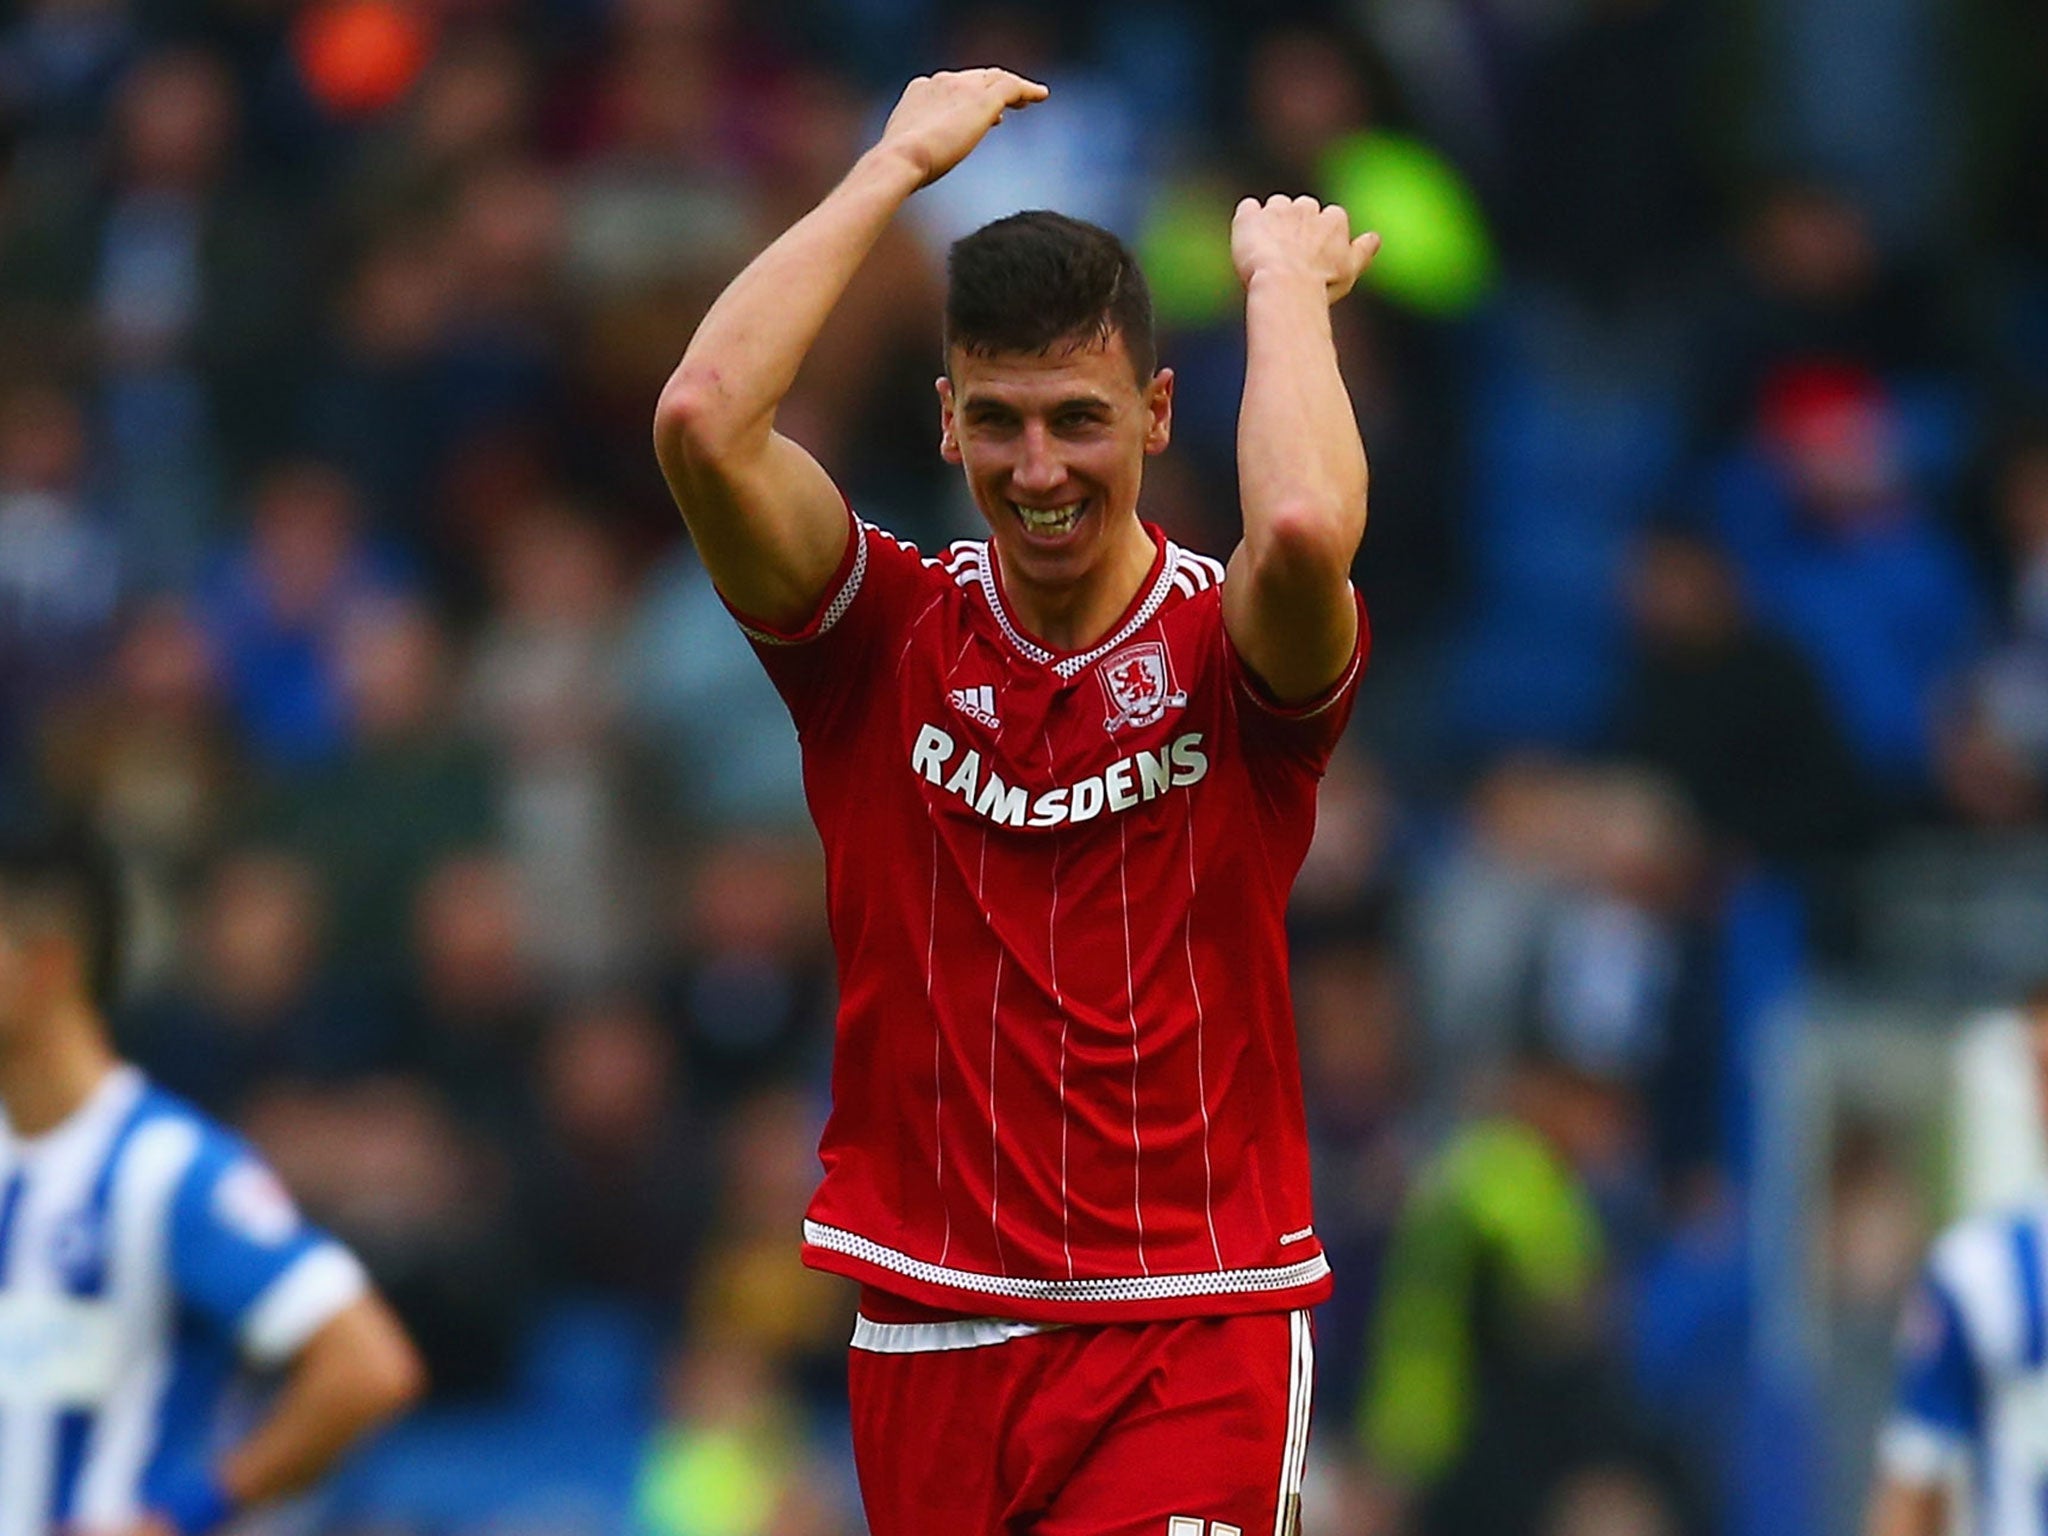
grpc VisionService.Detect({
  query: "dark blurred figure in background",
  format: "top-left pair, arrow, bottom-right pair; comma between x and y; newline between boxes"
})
1617,527 -> 1865,863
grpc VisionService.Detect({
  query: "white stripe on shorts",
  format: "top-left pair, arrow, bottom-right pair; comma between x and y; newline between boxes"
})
1272,1310 -> 1313,1536
850,1314 -> 1057,1354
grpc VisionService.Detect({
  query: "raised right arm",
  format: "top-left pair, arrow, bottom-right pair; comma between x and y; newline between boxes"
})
653,69 -> 1047,628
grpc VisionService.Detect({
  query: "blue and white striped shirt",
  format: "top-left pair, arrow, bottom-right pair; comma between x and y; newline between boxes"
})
0,1066 -> 367,1536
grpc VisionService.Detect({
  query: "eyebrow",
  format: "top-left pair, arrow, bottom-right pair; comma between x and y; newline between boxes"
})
959,393 -> 1113,414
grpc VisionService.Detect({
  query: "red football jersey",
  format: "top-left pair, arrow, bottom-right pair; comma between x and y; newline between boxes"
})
732,510 -> 1367,1323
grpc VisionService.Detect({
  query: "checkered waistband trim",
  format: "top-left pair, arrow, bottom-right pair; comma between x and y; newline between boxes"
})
804,1220 -> 1330,1303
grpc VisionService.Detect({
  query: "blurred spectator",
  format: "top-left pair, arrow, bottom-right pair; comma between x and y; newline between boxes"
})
0,377 -> 120,787
36,600 -> 245,982
1616,527 -> 1866,861
1411,762 -> 1721,1196
904,3 -> 1143,248
1693,184 -> 1956,455
524,995 -> 713,1312
622,543 -> 811,834
122,847 -> 367,1113
687,1088 -> 850,1404
1358,1039 -> 1703,1536
389,850 -> 544,1138
1498,0 -> 1714,310
256,593 -> 499,976
1290,741 -> 1399,929
0,0 -> 137,146
634,1340 -> 852,1536
659,837 -> 832,1104
303,227 -> 465,543
4,49 -> 313,580
1295,936 -> 1414,1433
1710,361 -> 1988,802
246,1074 -> 533,1399
200,457 -> 416,768
1541,1466 -> 1686,1536
1939,428 -> 2048,823
467,499 -> 647,984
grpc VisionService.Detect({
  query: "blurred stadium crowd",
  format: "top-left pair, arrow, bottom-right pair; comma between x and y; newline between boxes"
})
4,0 -> 2048,1530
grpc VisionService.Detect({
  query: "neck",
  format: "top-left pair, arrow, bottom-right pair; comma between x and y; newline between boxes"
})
0,1003 -> 118,1138
998,516 -> 1159,653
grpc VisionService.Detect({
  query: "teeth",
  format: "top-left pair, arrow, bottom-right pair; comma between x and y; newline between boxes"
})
1013,502 -> 1084,533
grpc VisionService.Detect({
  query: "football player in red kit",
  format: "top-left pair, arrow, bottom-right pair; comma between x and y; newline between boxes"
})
654,68 -> 1378,1536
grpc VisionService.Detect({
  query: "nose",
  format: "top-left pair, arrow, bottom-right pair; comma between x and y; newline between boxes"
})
1011,422 -> 1066,496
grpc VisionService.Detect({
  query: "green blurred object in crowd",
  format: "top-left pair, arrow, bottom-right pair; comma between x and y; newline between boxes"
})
1319,131 -> 1495,317
635,1427 -> 787,1536
1138,177 -> 1245,330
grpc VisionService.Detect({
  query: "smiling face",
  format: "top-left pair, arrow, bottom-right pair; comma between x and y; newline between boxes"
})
939,329 -> 1173,629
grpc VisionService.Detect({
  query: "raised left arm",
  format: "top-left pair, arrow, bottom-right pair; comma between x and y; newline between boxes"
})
1222,195 -> 1379,703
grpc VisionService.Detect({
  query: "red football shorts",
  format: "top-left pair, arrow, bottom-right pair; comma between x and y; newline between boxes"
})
847,1302 -> 1314,1536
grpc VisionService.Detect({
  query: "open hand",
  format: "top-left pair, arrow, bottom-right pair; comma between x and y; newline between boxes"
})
1231,195 -> 1381,304
878,69 -> 1049,189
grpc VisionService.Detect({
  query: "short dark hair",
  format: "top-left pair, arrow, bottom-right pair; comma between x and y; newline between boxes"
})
0,822 -> 123,1010
945,211 -> 1156,381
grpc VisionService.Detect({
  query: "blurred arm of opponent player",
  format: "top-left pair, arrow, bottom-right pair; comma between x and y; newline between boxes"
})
121,1294 -> 423,1536
1864,1477 -> 1946,1536
652,68 -> 1048,629
1223,195 -> 1380,703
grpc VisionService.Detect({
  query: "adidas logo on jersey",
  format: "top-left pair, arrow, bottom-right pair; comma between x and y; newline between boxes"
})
947,684 -> 1001,730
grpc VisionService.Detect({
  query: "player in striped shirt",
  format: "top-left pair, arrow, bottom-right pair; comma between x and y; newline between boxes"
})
0,827 -> 423,1536
656,68 -> 1377,1535
1871,991 -> 2048,1536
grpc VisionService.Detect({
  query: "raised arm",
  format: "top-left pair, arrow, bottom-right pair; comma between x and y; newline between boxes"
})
653,69 -> 1047,627
1222,195 -> 1380,703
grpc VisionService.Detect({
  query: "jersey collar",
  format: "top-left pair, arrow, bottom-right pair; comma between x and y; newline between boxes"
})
980,524 -> 1179,681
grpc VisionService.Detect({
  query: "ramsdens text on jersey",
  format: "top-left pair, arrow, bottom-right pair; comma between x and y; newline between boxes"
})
910,723 -> 1210,828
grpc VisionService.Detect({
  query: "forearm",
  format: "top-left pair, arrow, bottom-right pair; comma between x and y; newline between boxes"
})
216,1299 -> 423,1511
1865,1478 -> 1948,1536
1236,269 -> 1368,566
657,146 -> 925,461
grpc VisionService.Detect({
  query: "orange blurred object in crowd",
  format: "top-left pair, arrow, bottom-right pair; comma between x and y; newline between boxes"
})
293,0 -> 435,120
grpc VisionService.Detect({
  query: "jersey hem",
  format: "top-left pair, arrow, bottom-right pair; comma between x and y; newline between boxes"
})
802,1220 -> 1334,1324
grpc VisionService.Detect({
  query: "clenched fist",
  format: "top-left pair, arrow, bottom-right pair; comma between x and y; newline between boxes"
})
1231,194 -> 1381,304
877,68 -> 1050,190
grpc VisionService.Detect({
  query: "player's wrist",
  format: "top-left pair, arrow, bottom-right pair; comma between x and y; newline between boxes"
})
152,1469 -> 241,1536
851,141 -> 934,200
1243,264 -> 1335,300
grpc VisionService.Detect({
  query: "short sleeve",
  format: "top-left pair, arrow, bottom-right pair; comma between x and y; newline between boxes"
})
1877,1271 -> 1982,1485
1224,587 -> 1370,774
722,510 -> 946,733
168,1129 -> 369,1367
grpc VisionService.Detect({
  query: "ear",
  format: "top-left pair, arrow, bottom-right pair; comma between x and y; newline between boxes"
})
936,376 -> 962,464
1143,368 -> 1174,457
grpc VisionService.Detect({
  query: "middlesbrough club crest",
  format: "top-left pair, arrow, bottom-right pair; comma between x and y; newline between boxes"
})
1097,642 -> 1187,732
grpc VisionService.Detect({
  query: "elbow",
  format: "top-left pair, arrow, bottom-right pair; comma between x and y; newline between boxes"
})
653,368 -> 744,469
1252,495 -> 1366,582
340,1303 -> 429,1425
371,1335 -> 429,1421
